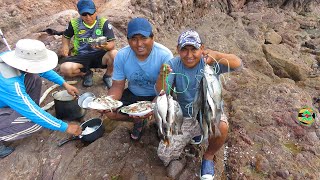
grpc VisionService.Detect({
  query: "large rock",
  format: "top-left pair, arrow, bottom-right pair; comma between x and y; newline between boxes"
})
263,44 -> 310,81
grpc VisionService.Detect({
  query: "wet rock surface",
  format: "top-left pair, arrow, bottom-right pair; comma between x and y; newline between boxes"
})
0,0 -> 320,179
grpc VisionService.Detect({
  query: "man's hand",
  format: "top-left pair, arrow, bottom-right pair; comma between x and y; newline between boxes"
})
155,64 -> 172,93
203,49 -> 220,65
159,64 -> 172,78
66,123 -> 82,136
59,46 -> 69,57
63,82 -> 79,96
93,42 -> 108,50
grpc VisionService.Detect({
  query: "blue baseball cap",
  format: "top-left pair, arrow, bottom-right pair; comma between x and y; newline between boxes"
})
178,30 -> 202,50
127,17 -> 152,39
77,0 -> 96,15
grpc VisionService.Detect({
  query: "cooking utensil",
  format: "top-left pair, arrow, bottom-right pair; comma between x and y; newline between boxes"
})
52,90 -> 86,120
0,29 -> 11,50
40,28 -> 63,36
78,92 -> 96,108
57,118 -> 105,147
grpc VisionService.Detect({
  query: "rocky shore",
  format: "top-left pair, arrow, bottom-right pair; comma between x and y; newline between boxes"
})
0,0 -> 319,179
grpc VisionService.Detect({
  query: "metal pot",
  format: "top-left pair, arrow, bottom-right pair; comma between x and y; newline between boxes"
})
52,90 -> 86,120
57,118 -> 105,147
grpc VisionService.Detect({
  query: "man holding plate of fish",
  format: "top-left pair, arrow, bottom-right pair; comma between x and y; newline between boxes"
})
102,17 -> 173,141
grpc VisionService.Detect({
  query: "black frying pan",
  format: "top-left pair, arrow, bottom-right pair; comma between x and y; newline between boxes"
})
58,118 -> 105,147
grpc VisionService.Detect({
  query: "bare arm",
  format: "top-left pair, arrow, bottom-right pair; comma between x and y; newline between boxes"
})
203,49 -> 242,69
107,79 -> 126,100
59,36 -> 71,57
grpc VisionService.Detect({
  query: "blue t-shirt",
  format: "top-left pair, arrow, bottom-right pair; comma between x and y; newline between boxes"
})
167,57 -> 238,117
113,42 -> 173,96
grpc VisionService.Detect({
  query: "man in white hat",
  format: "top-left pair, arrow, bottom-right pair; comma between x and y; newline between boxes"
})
0,39 -> 82,158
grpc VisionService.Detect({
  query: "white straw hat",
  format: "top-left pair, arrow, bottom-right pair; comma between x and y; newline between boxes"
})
1,39 -> 58,73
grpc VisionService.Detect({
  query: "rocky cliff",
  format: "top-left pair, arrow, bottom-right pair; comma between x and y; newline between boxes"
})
0,0 -> 319,179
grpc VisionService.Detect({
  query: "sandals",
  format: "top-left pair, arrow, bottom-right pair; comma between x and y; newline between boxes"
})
130,119 -> 148,141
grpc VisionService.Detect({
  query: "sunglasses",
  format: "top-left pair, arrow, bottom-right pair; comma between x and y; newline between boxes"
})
81,12 -> 95,16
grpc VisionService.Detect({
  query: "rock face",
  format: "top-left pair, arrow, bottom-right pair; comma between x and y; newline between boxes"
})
1,0 -> 320,180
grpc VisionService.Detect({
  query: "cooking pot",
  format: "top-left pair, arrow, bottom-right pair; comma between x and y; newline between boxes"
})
52,90 -> 86,120
57,118 -> 105,147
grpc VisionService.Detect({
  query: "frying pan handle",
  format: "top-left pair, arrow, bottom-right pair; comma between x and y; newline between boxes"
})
57,136 -> 80,147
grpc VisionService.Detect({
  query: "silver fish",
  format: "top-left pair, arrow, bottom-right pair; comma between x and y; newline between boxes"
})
154,90 -> 168,137
192,78 -> 204,121
203,64 -> 223,138
154,104 -> 164,136
173,100 -> 183,135
166,94 -> 175,137
204,65 -> 222,106
202,75 -> 211,140
192,64 -> 223,140
192,78 -> 206,139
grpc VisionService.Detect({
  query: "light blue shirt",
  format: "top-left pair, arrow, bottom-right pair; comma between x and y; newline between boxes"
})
167,57 -> 240,117
113,42 -> 173,96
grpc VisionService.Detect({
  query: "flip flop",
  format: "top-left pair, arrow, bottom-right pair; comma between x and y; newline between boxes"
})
130,119 -> 147,141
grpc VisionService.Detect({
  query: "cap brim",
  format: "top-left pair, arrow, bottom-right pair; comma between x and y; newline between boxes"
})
179,42 -> 201,50
127,30 -> 151,38
79,8 -> 95,15
1,50 -> 58,73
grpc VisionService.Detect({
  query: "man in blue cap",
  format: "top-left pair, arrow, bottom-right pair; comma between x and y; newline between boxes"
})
59,0 -> 117,88
104,17 -> 174,140
155,29 -> 242,179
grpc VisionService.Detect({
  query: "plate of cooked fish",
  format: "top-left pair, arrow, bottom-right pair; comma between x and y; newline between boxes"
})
87,96 -> 123,110
120,101 -> 154,116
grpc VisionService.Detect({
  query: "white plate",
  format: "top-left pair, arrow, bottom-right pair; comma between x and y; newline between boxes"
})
87,100 -> 123,110
120,101 -> 154,116
125,108 -> 153,116
81,97 -> 95,108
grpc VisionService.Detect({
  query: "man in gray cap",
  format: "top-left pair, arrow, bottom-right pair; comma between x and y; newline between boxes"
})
59,0 -> 117,88
155,30 -> 242,179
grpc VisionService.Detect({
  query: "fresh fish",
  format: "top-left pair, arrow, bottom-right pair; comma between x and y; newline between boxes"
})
166,94 -> 175,137
192,78 -> 204,121
154,90 -> 168,138
156,90 -> 168,124
192,78 -> 206,139
173,100 -> 183,135
203,64 -> 223,138
154,103 -> 164,136
192,64 -> 223,140
204,64 -> 222,109
202,75 -> 211,140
